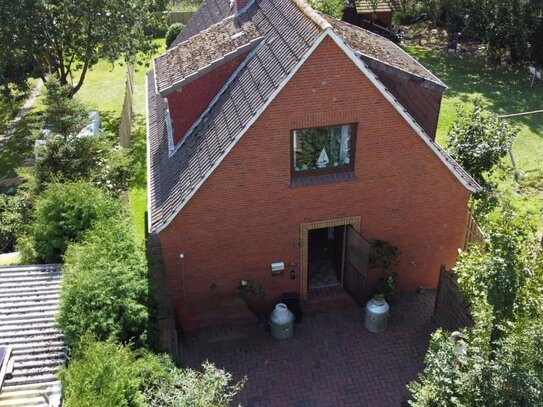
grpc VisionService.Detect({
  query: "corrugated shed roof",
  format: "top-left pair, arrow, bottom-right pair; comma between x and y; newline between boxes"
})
155,16 -> 262,96
0,265 -> 65,407
355,0 -> 401,14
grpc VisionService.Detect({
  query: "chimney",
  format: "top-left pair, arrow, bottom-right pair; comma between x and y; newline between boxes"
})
231,0 -> 249,12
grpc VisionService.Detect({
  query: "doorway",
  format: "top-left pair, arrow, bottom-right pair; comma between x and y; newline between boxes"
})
307,226 -> 345,290
300,217 -> 366,301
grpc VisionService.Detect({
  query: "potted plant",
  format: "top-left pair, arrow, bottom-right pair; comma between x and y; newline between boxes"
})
236,277 -> 268,320
369,240 -> 400,302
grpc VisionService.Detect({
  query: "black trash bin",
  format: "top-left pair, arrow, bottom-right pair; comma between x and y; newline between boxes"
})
279,292 -> 302,323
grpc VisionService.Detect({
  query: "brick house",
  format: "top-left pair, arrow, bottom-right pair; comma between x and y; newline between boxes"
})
146,0 -> 480,330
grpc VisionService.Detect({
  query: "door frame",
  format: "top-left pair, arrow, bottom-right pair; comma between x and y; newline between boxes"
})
300,216 -> 361,300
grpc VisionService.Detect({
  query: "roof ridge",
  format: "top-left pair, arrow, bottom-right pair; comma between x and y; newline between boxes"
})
291,0 -> 331,30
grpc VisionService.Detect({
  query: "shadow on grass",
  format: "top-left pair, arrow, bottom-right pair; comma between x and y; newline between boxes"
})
0,110 -> 44,179
404,45 -> 543,136
131,114 -> 147,189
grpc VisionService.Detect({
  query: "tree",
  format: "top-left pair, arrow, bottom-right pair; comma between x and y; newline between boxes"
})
58,215 -> 148,347
308,0 -> 345,18
1,0 -> 165,96
20,182 -> 122,263
408,205 -> 543,406
447,98 -> 518,186
42,76 -> 87,140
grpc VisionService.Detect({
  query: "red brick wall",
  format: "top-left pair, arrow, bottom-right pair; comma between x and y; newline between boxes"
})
158,36 -> 471,330
167,52 -> 248,145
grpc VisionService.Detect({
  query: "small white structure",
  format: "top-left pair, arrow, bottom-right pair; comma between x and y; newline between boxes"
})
364,296 -> 390,333
270,303 -> 295,340
529,66 -> 541,88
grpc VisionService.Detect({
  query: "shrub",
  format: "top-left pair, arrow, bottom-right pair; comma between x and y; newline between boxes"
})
58,215 -> 148,347
0,193 -> 30,253
165,23 -> 185,47
61,337 -> 245,407
142,360 -> 246,407
22,182 -> 121,263
60,338 -> 146,407
447,98 -> 518,186
34,134 -> 134,195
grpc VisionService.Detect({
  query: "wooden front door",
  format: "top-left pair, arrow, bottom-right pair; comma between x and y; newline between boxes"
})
343,225 -> 370,306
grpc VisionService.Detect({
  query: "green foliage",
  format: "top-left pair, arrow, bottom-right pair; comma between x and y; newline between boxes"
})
165,23 -> 185,48
22,182 -> 121,263
408,205 -> 543,406
307,0 -> 344,18
61,337 -> 244,407
58,215 -> 148,347
1,0 -> 162,96
236,276 -> 265,303
35,134 -> 134,195
43,76 -> 87,139
0,193 -> 30,253
60,338 -> 146,407
143,360 -> 246,407
369,240 -> 400,301
447,98 -> 518,186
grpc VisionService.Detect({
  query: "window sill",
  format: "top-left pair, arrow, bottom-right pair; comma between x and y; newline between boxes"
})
289,172 -> 357,188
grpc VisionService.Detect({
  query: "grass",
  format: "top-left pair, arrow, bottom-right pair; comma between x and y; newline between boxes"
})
75,39 -> 166,244
404,45 -> 543,227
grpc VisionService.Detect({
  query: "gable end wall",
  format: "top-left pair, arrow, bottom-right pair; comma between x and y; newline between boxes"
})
158,36 -> 470,330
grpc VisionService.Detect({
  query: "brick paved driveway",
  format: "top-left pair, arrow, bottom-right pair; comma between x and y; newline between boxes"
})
183,291 -> 436,407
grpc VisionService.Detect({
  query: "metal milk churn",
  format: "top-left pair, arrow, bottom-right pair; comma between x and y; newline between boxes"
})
364,296 -> 389,333
270,303 -> 295,339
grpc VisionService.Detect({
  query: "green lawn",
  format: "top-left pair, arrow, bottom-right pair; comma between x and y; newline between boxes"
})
404,46 -> 543,227
75,40 -> 166,244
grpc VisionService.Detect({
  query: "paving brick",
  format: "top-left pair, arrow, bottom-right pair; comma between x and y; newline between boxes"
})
183,291 -> 436,406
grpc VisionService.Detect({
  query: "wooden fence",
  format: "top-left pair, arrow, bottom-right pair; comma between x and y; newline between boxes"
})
119,63 -> 135,148
460,208 -> 484,252
433,266 -> 473,331
433,208 -> 484,331
168,11 -> 195,25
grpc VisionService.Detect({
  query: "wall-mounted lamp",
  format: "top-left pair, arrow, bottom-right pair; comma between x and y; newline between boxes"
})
293,239 -> 301,249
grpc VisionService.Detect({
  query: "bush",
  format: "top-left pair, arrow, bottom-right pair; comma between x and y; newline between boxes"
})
58,215 -> 148,347
0,193 -> 30,253
35,134 -> 134,195
143,360 -> 245,407
22,182 -> 121,263
61,337 -> 245,407
447,98 -> 518,186
60,338 -> 147,407
165,23 -> 185,47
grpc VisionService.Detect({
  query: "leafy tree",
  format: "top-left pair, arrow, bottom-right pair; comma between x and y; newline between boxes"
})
408,205 -> 543,406
308,0 -> 345,18
58,215 -> 148,347
447,98 -> 518,186
1,0 -> 166,96
21,182 -> 121,263
165,23 -> 185,48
